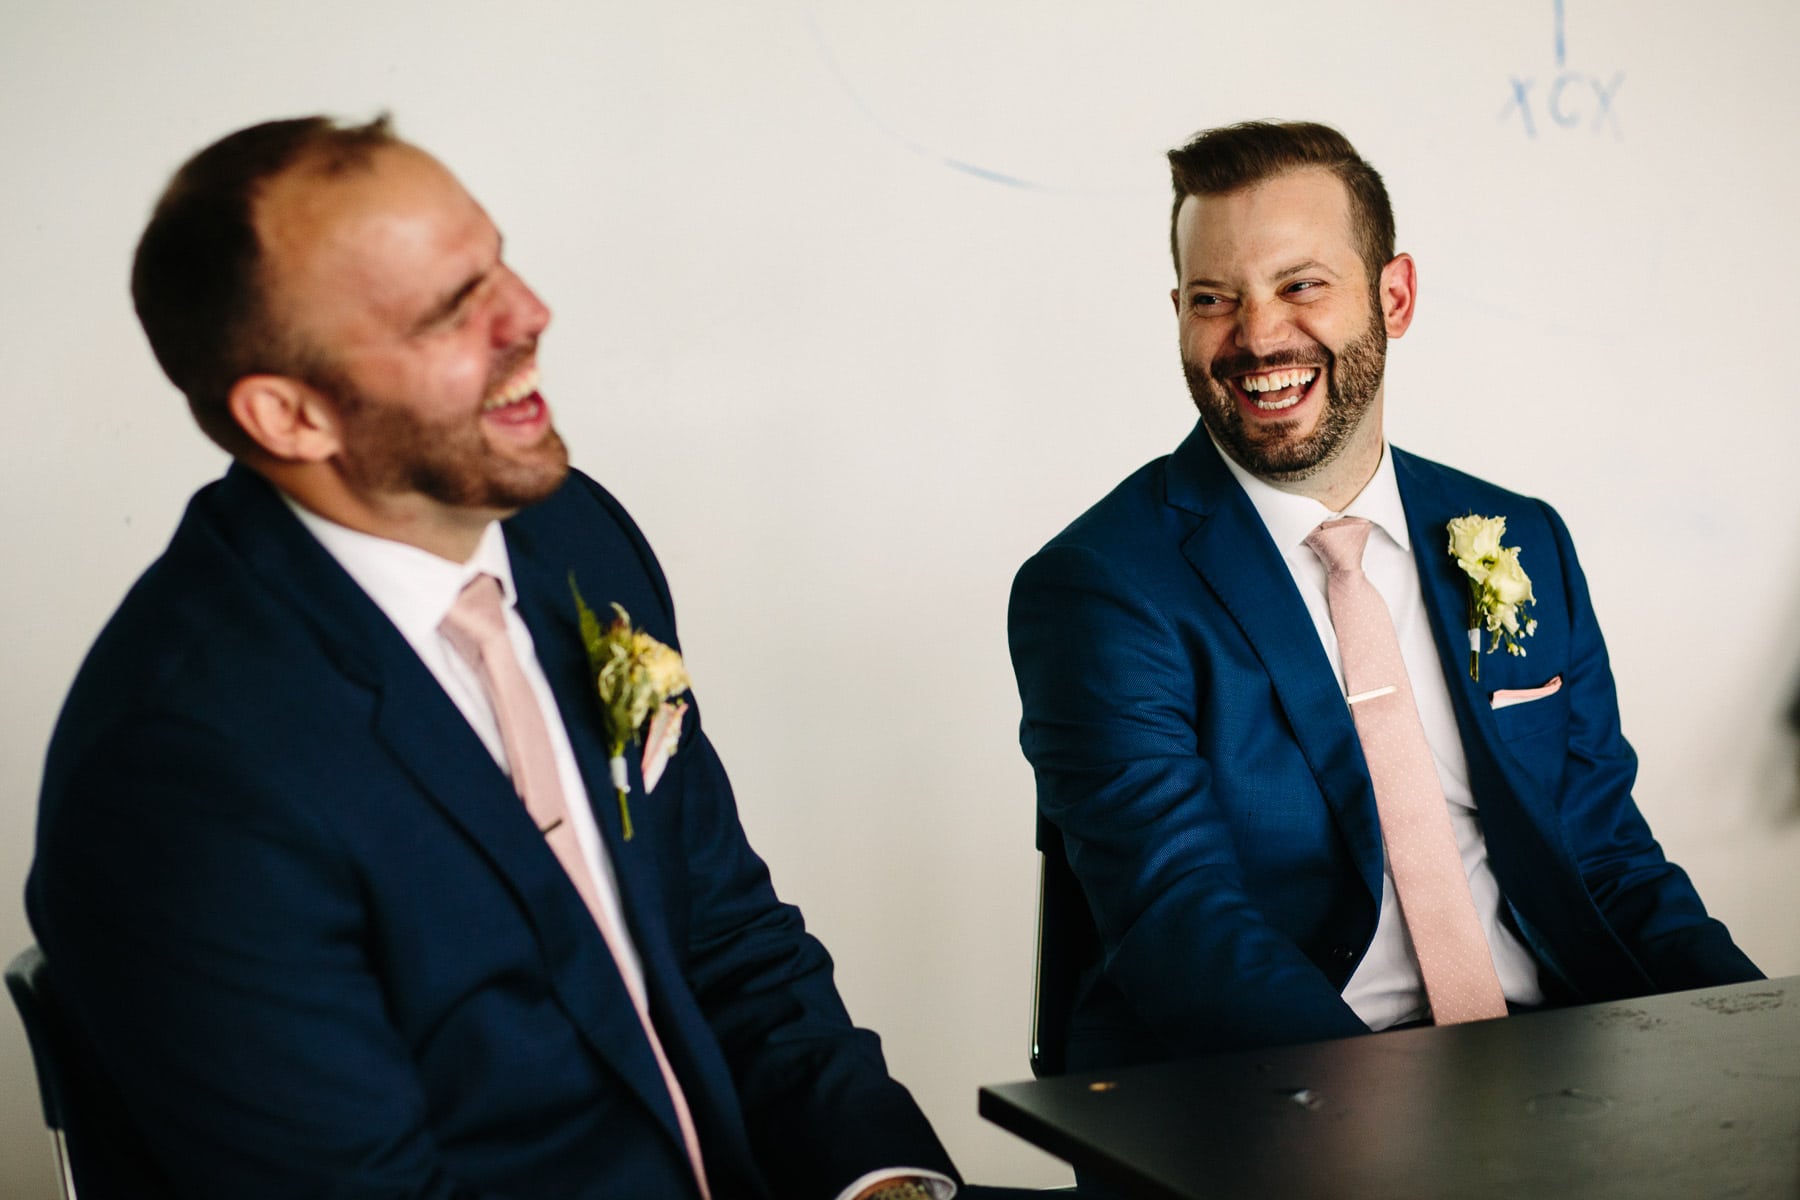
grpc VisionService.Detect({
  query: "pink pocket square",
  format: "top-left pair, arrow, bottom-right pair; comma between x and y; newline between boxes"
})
640,699 -> 687,794
1490,675 -> 1563,710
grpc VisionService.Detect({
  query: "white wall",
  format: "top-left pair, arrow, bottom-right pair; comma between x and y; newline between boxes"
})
4,1 -> 1798,1193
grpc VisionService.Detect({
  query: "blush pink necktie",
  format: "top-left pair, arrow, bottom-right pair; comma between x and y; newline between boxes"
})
441,574 -> 712,1196
1305,518 -> 1508,1025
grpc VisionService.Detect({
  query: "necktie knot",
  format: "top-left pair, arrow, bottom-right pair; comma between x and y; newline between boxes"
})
1305,516 -> 1373,576
441,574 -> 509,666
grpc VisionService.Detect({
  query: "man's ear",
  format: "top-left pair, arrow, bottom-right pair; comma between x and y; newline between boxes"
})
1378,253 -> 1417,339
227,375 -> 342,463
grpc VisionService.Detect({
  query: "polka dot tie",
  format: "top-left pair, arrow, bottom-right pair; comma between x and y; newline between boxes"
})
442,575 -> 713,1195
1305,519 -> 1508,1025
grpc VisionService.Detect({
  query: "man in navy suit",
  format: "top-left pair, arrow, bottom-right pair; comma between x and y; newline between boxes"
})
1008,120 -> 1760,1072
28,115 -> 962,1199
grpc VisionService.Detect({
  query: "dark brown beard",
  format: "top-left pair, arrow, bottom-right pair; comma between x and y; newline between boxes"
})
1182,315 -> 1386,482
335,401 -> 570,512
314,353 -> 571,513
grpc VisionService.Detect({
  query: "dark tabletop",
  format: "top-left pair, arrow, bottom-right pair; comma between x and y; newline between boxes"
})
981,975 -> 1800,1199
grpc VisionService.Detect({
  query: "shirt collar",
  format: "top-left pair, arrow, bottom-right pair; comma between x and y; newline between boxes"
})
1212,434 -> 1412,556
282,496 -> 518,645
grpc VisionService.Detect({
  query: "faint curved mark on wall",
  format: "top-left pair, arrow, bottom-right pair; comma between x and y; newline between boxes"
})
803,5 -> 1086,195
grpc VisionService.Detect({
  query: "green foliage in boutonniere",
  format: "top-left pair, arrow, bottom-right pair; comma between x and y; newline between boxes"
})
570,575 -> 691,840
1446,515 -> 1538,681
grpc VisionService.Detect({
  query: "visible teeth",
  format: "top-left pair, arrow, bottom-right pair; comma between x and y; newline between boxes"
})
482,365 -> 540,411
1240,368 -> 1318,393
1252,392 -> 1303,411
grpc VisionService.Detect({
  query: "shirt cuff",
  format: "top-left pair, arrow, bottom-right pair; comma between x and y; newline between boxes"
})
832,1167 -> 958,1200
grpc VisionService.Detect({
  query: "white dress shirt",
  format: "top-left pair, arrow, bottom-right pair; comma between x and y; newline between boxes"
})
1215,442 -> 1544,1028
288,501 -> 953,1200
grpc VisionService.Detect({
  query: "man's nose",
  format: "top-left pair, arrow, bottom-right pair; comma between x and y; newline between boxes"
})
492,266 -> 552,346
1234,297 -> 1288,357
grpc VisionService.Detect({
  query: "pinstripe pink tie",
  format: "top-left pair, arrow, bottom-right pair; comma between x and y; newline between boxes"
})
441,574 -> 712,1195
1305,519 -> 1508,1025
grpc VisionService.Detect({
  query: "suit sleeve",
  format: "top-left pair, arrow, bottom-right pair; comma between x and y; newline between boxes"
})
1535,502 -> 1762,989
29,714 -> 507,1200
1009,542 -> 1369,1058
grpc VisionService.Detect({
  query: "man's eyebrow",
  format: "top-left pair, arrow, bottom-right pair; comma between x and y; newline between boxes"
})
1273,258 -> 1340,280
1184,258 -> 1344,291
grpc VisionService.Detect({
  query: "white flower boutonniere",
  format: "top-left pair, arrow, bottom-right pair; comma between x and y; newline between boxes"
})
1446,514 -> 1538,682
570,576 -> 690,840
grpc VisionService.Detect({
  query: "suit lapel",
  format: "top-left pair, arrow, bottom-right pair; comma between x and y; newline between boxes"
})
504,518 -> 737,1164
211,468 -> 694,1159
1394,450 -> 1551,820
504,525 -> 684,979
1394,452 -> 1491,742
1167,429 -> 1384,904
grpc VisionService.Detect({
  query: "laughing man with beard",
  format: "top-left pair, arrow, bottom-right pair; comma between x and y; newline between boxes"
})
1007,120 -> 1761,1072
28,114 -> 971,1200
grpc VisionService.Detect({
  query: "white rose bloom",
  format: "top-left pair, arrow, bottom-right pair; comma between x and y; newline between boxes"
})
1448,515 -> 1506,580
1487,548 -> 1535,607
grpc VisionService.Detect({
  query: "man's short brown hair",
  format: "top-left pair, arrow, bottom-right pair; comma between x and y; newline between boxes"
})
1166,120 -> 1395,288
130,114 -> 398,455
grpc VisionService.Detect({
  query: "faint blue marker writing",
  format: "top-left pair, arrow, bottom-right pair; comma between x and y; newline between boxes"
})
1500,2 -> 1624,140
1502,71 -> 1625,138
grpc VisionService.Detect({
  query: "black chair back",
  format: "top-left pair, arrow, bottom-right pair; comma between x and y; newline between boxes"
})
6,945 -> 177,1199
1031,822 -> 1099,1078
8,944 -> 76,1197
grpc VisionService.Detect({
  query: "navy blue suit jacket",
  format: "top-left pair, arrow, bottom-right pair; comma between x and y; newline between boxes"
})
28,464 -> 955,1199
1008,425 -> 1760,1070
